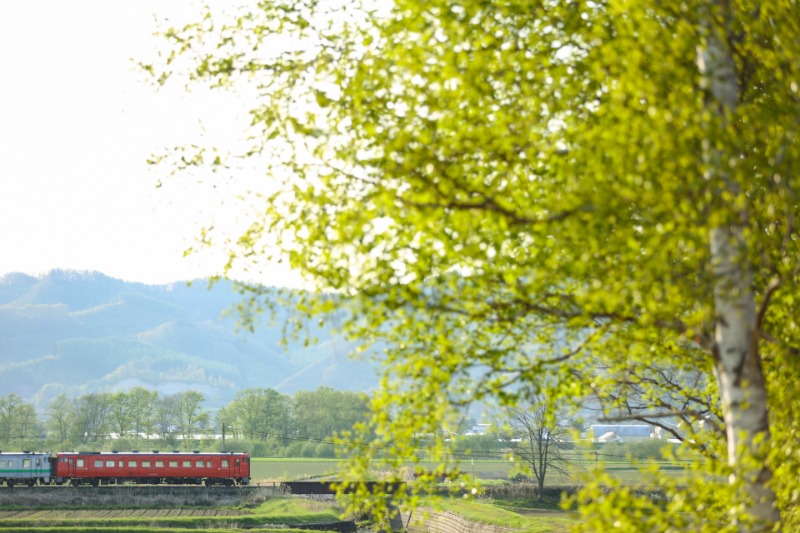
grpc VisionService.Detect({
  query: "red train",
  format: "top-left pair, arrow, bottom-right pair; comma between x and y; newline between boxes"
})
48,451 -> 250,487
0,450 -> 250,487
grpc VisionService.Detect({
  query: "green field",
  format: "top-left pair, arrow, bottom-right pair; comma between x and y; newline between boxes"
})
250,456 -> 689,486
248,458 -> 522,483
250,458 -> 341,482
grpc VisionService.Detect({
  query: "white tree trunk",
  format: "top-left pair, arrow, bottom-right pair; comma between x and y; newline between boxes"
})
711,228 -> 779,529
700,8 -> 780,530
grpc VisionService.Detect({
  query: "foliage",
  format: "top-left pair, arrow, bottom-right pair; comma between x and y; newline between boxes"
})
41,387 -> 368,455
293,387 -> 370,441
146,0 -> 800,531
224,388 -> 292,440
0,394 -> 42,449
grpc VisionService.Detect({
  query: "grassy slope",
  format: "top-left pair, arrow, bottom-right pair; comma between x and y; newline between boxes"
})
420,497 -> 579,533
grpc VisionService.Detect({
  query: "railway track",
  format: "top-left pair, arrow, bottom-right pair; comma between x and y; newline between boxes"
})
0,484 -> 281,494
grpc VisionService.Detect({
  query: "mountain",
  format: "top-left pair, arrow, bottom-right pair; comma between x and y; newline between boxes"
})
0,270 -> 380,410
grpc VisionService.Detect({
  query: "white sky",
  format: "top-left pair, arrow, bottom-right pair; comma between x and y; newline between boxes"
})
0,1 -> 300,286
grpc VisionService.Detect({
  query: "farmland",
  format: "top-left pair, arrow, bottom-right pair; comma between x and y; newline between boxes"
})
248,455 -> 690,486
0,455 -> 686,532
0,486 -> 345,531
0,484 -> 580,533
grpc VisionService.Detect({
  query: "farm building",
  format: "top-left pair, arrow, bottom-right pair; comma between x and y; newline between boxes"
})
589,424 -> 652,442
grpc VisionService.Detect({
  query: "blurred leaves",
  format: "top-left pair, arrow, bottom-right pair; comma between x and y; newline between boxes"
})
147,0 -> 800,529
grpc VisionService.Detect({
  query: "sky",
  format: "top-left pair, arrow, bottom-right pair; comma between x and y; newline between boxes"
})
0,1 -> 299,286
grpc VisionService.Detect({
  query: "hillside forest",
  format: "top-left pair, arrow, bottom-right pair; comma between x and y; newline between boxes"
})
0,270 -> 380,411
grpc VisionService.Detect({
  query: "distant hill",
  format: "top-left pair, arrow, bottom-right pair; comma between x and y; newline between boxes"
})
0,270 -> 380,410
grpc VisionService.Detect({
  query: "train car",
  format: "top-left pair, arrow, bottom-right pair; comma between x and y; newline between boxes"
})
54,451 -> 249,486
0,451 -> 53,487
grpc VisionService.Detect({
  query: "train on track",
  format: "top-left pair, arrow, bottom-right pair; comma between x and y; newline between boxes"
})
0,450 -> 249,487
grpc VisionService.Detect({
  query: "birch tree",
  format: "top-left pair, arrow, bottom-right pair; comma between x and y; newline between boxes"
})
697,4 -> 779,527
71,393 -> 111,444
174,390 -> 210,444
155,394 -> 180,446
128,387 -> 159,439
108,391 -> 136,439
0,394 -> 39,447
46,394 -> 74,446
147,0 -> 800,530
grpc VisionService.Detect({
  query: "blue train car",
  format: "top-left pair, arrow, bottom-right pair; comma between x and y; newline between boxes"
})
0,452 -> 53,487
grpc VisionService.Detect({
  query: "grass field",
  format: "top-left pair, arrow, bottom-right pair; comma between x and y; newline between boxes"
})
251,458 -> 341,482
249,456 -> 689,487
424,497 -> 580,533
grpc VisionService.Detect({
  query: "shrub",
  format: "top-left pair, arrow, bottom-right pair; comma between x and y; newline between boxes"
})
314,442 -> 335,458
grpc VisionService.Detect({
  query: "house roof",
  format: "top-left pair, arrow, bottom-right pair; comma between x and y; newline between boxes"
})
597,431 -> 623,442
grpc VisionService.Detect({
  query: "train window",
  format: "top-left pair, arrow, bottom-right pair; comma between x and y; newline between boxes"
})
128,461 -> 137,467
156,461 -> 164,467
169,461 -> 178,467
0,461 -> 5,467
94,461 -> 103,467
23,459 -> 30,468
221,460 -> 229,467
196,461 -> 204,467
142,461 -> 151,467
76,459 -> 83,467
106,461 -> 115,467
182,461 -> 191,467
36,459 -> 41,466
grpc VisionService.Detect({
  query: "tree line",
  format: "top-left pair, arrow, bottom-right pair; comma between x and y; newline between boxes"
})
0,387 -> 369,457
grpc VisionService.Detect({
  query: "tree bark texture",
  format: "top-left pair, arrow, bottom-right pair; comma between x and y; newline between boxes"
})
701,6 -> 780,530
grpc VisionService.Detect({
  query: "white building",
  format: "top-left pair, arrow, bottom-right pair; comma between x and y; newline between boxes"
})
589,424 -> 652,442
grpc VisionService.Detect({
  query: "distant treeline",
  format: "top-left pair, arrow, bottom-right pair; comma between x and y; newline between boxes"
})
0,387 -> 370,458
